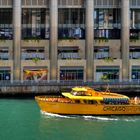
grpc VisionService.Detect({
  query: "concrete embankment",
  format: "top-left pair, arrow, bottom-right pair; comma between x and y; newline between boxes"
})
0,81 -> 140,97
0,84 -> 61,98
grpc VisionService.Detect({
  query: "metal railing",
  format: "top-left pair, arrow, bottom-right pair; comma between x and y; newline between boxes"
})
1,80 -> 140,87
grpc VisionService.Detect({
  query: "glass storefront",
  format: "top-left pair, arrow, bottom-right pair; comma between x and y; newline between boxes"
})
60,67 -> 84,81
0,68 -> 11,81
23,67 -> 48,81
0,9 -> 13,39
22,8 -> 50,39
132,66 -> 140,80
96,66 -> 119,81
58,8 -> 85,39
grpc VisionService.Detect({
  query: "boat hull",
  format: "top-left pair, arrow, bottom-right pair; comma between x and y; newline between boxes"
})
35,97 -> 140,115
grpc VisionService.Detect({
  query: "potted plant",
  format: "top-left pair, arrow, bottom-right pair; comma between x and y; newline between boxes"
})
104,57 -> 114,62
0,36 -> 6,42
130,35 -> 139,42
32,57 -> 40,64
95,37 -> 109,43
24,36 -> 41,43
100,74 -> 109,81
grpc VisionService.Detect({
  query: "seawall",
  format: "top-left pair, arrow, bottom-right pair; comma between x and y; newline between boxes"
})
0,81 -> 140,97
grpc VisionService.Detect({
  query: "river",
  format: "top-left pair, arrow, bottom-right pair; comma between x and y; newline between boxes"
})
0,99 -> 140,140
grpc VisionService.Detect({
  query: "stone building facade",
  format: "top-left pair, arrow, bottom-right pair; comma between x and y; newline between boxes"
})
0,0 -> 139,82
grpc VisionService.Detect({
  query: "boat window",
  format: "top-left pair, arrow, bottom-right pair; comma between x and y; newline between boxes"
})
103,98 -> 129,105
71,91 -> 77,95
71,91 -> 89,96
89,100 -> 97,104
75,100 -> 80,103
100,101 -> 104,104
83,100 -> 97,104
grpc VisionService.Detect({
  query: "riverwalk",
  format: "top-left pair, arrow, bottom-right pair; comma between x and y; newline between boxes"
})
0,80 -> 140,97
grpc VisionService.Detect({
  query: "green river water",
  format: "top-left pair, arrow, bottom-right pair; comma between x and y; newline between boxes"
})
0,99 -> 140,140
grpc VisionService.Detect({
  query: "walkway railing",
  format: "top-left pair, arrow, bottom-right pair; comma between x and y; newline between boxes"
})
0,80 -> 140,87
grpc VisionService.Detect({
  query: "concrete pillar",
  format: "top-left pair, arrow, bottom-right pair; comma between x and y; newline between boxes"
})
13,0 -> 21,80
86,0 -> 94,81
121,0 -> 130,81
50,0 -> 58,81
45,10 -> 49,39
32,10 -> 36,36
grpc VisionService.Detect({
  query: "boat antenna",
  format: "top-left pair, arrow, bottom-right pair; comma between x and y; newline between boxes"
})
105,83 -> 110,93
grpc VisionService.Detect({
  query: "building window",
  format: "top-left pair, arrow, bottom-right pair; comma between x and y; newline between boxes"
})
94,8 -> 121,29
94,0 -> 120,6
60,67 -> 84,81
0,68 -> 11,81
130,29 -> 139,40
58,8 -> 85,39
22,8 -> 50,39
132,66 -> 140,80
96,66 -> 119,81
94,46 -> 109,59
58,0 -> 84,6
94,29 -> 120,39
0,8 -> 13,39
0,48 -> 9,60
22,0 -> 49,6
130,9 -> 140,29
130,0 -> 137,6
23,67 -> 48,81
130,46 -> 140,59
21,47 -> 45,60
58,46 -> 80,59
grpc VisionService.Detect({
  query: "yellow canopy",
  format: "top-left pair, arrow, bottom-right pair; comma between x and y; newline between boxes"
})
72,87 -> 88,92
62,92 -> 103,101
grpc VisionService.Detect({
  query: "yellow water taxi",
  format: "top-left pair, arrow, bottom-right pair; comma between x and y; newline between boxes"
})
35,86 -> 140,115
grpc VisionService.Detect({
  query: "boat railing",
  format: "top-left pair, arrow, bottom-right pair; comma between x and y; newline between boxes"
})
37,96 -> 74,103
130,97 -> 140,105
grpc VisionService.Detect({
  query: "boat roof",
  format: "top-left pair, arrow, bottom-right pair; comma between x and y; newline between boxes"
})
62,93 -> 103,100
62,86 -> 129,101
72,87 -> 88,92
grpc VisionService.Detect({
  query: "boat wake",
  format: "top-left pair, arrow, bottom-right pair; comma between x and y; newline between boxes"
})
41,111 -> 74,119
82,116 -> 119,121
41,111 -> 140,122
41,111 -> 116,120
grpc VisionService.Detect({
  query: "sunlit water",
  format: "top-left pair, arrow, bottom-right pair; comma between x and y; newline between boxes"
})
0,99 -> 140,140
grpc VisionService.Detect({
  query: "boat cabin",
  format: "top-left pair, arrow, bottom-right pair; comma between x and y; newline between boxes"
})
62,86 -> 130,105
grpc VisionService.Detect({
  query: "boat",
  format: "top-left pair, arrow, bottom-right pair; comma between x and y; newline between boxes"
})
35,86 -> 140,115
